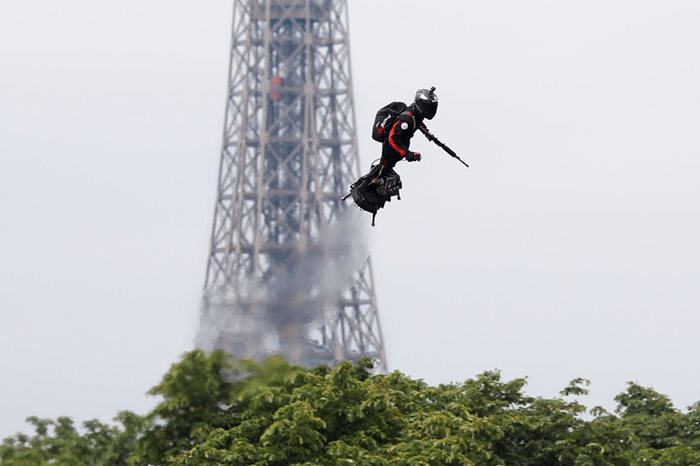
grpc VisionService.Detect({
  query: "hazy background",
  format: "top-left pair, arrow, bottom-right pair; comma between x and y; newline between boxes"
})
1,0 -> 699,438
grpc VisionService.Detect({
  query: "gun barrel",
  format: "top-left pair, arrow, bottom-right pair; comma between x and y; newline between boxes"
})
420,127 -> 469,168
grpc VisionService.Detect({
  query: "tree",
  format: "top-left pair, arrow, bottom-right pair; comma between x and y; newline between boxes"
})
2,351 -> 700,466
0,413 -> 140,466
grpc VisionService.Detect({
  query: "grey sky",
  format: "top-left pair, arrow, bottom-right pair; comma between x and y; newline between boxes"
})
1,0 -> 699,438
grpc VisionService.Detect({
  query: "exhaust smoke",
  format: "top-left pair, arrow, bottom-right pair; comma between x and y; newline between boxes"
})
196,208 -> 369,367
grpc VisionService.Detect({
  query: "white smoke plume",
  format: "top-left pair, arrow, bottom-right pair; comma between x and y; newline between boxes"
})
196,208 -> 370,367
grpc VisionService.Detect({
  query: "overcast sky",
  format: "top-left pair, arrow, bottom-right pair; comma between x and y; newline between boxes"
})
1,0 -> 699,438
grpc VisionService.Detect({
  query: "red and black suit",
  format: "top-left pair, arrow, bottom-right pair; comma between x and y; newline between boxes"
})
379,104 -> 427,176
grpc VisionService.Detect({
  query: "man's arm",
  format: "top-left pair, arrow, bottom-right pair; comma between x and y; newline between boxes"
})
387,114 -> 420,161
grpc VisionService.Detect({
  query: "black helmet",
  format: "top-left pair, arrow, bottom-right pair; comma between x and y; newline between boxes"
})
414,86 -> 438,120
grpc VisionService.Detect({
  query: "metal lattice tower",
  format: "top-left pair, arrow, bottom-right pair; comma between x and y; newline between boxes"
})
199,0 -> 386,371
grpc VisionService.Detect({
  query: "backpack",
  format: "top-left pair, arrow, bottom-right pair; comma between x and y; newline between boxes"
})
371,101 -> 407,142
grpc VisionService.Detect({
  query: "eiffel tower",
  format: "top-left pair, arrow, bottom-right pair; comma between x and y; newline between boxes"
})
198,0 -> 387,371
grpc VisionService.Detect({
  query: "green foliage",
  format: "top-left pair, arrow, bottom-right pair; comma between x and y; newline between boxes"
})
2,351 -> 700,466
0,413 -> 140,466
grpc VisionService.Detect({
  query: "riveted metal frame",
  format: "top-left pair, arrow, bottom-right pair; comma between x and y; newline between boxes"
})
201,0 -> 386,371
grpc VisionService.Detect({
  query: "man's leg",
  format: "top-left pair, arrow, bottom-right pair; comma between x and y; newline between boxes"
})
371,155 -> 398,185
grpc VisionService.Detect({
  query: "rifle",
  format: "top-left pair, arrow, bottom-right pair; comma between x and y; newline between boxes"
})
418,126 -> 469,168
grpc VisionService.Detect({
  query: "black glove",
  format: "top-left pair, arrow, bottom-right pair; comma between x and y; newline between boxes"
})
405,151 -> 422,162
